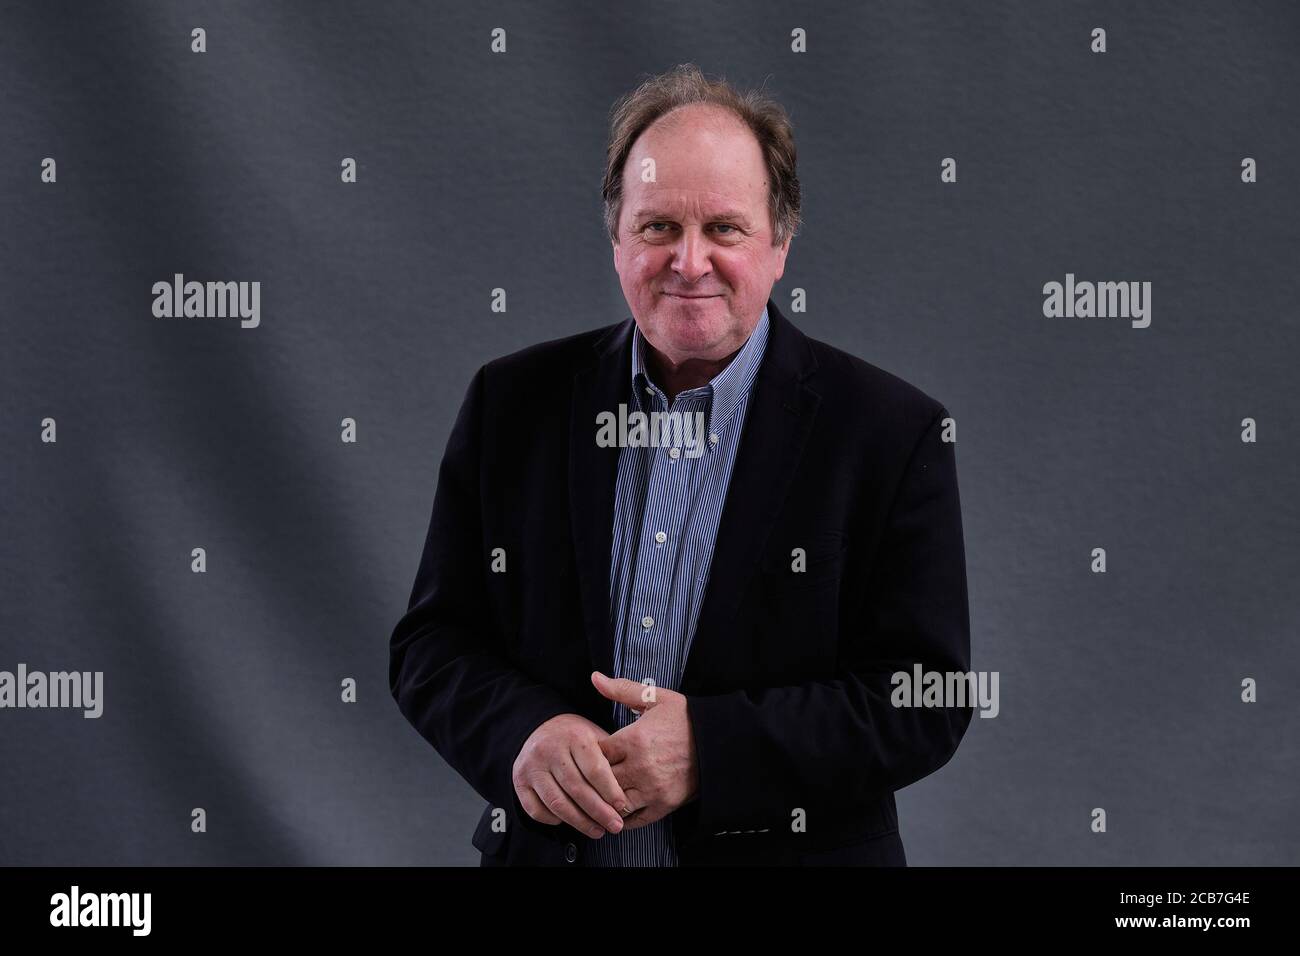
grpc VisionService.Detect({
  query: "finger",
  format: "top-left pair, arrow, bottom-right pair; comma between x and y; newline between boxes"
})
598,730 -> 632,766
516,783 -> 563,825
619,787 -> 648,817
622,801 -> 666,829
571,739 -> 632,818
590,671 -> 659,710
533,772 -> 608,839
554,754 -> 626,834
605,754 -> 636,797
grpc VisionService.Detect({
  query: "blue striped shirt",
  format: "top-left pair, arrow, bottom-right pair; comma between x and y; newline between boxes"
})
588,306 -> 770,866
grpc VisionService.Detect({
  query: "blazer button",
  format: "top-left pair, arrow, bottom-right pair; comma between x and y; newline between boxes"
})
564,842 -> 578,863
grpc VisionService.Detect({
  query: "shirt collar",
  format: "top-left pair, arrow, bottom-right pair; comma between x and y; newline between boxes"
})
631,305 -> 770,442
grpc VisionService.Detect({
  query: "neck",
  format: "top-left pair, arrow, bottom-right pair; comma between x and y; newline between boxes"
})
645,345 -> 740,404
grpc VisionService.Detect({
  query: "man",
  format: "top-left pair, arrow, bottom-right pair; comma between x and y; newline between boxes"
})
389,64 -> 972,866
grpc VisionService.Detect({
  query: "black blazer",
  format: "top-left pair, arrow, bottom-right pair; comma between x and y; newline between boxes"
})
389,298 -> 973,866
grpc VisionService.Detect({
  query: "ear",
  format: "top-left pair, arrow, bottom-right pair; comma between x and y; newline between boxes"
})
613,239 -> 621,271
773,235 -> 792,282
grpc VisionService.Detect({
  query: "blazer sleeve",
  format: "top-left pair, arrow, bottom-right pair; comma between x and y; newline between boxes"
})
679,405 -> 973,841
389,364 -> 578,842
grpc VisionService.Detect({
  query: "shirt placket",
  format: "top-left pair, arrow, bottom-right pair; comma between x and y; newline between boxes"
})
612,389 -> 699,726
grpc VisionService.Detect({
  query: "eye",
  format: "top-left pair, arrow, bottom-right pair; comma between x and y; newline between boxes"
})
713,224 -> 735,234
645,222 -> 672,233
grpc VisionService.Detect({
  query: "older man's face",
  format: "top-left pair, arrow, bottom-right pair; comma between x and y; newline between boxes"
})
612,104 -> 791,366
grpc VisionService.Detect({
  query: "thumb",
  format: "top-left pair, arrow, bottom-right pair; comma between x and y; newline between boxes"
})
591,671 -> 659,710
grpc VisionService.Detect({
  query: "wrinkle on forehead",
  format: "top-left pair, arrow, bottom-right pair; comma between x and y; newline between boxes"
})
626,146 -> 767,211
631,193 -> 753,219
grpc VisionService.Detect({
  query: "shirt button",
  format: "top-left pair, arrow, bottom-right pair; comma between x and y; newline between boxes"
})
565,843 -> 578,863
668,447 -> 680,459
709,433 -> 719,444
642,615 -> 654,628
644,386 -> 653,396
654,531 -> 667,544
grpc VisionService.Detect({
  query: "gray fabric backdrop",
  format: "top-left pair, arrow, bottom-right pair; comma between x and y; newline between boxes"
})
2,0 -> 1297,865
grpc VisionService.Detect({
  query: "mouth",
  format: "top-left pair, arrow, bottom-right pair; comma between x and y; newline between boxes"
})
663,293 -> 721,299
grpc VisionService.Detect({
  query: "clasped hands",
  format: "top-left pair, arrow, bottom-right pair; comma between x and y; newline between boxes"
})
511,672 -> 699,839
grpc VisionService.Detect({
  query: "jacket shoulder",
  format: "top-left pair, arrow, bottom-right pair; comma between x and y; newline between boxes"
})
801,333 -> 949,436
483,322 -> 622,377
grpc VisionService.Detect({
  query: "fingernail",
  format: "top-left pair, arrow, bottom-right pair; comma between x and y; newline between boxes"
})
611,819 -> 623,833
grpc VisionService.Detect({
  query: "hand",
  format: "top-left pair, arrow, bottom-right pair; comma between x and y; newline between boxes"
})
591,671 -> 699,830
512,713 -> 631,839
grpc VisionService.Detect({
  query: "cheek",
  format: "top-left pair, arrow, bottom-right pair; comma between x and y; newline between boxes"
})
627,250 -> 669,286
735,250 -> 778,287
714,254 -> 753,289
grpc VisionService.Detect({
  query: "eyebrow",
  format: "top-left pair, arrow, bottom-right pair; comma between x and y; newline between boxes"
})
631,208 -> 753,226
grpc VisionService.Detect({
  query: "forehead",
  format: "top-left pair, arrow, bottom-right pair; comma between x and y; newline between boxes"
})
627,196 -> 755,225
622,106 -> 768,211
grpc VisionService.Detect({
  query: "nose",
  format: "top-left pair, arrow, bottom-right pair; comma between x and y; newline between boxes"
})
670,227 -> 712,284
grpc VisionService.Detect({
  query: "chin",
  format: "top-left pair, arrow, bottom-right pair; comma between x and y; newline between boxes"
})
664,324 -> 723,354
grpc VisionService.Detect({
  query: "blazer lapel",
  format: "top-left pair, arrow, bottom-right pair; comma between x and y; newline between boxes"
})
679,300 -> 821,692
569,318 -> 634,680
